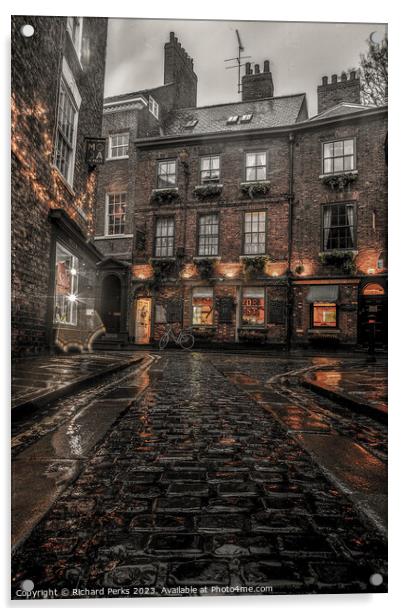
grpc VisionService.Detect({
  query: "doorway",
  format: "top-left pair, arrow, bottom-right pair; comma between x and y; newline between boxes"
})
135,298 -> 152,344
358,283 -> 387,348
101,274 -> 121,334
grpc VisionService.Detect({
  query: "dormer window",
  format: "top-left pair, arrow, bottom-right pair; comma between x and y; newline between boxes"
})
240,113 -> 253,123
226,115 -> 239,124
184,119 -> 198,128
148,95 -> 159,119
66,17 -> 83,61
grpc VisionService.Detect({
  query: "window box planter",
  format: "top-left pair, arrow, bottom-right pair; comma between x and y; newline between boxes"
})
241,255 -> 269,279
238,327 -> 269,341
193,257 -> 218,280
150,187 -> 179,204
319,250 -> 357,275
193,184 -> 223,199
149,257 -> 178,287
320,171 -> 358,191
192,326 -> 216,339
240,181 -> 271,199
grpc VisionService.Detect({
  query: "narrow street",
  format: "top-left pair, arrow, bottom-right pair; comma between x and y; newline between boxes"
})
12,352 -> 387,597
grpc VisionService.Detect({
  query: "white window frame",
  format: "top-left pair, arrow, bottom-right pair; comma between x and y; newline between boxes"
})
66,17 -> 83,62
322,138 -> 356,174
105,192 -> 128,236
243,211 -> 266,255
245,151 -> 267,182
53,58 -> 81,188
108,133 -> 130,160
148,95 -> 159,119
54,242 -> 79,326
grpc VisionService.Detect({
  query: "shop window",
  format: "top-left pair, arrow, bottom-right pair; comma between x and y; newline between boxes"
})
157,160 -> 176,188
244,211 -> 266,254
192,287 -> 214,326
312,302 -> 337,328
198,213 -> 219,256
200,155 -> 220,184
106,192 -> 127,235
245,152 -> 267,181
241,287 -> 265,326
155,217 -> 174,257
323,139 -> 355,174
322,203 -> 355,251
54,243 -> 79,325
108,133 -> 129,159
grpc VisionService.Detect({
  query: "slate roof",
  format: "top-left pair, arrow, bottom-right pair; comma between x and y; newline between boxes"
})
163,94 -> 307,137
309,102 -> 379,121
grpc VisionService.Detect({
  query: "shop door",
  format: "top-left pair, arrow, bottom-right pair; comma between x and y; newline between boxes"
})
135,298 -> 151,344
358,284 -> 387,347
101,275 -> 121,334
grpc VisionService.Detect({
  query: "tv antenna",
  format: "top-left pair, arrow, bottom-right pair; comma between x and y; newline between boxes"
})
224,29 -> 251,94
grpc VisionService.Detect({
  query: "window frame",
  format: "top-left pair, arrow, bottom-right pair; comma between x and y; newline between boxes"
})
53,242 -> 79,327
242,210 -> 267,256
199,154 -> 221,185
197,212 -> 220,257
104,192 -> 128,236
156,158 -> 177,189
148,95 -> 159,119
244,150 -> 268,182
322,138 -> 356,175
321,202 -> 357,252
66,17 -> 83,62
240,286 -> 267,328
108,133 -> 130,160
154,215 -> 175,258
191,287 -> 215,327
311,302 -> 338,329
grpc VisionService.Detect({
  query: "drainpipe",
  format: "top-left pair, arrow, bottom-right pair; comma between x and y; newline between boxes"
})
286,132 -> 295,353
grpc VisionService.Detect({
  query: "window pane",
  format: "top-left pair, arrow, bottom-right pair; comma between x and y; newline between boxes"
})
201,157 -> 210,171
256,166 -> 266,181
323,143 -> 333,158
256,152 -> 266,166
246,153 -> 256,166
313,303 -> 337,327
324,158 -> 333,174
246,167 -> 255,181
334,157 -> 344,172
344,155 -> 354,170
334,141 -> 344,156
54,243 -> 79,326
344,139 -> 354,155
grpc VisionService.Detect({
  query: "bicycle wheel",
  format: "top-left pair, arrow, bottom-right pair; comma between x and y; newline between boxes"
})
159,332 -> 169,350
179,331 -> 195,350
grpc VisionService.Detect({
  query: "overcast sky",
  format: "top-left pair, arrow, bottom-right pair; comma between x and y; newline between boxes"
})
104,19 -> 386,117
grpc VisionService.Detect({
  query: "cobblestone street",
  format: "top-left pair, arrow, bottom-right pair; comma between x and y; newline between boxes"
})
12,352 -> 388,598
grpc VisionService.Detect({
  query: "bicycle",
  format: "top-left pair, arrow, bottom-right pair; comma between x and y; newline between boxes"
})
158,324 -> 195,350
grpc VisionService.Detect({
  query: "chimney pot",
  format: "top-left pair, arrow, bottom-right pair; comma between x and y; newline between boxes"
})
331,74 -> 338,83
254,64 -> 260,74
264,60 -> 270,73
322,76 -> 328,85
341,71 -> 347,81
245,62 -> 252,75
350,70 -> 357,80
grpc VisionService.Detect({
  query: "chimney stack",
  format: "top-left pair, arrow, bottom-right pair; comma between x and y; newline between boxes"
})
317,70 -> 361,114
164,32 -> 198,108
241,60 -> 274,102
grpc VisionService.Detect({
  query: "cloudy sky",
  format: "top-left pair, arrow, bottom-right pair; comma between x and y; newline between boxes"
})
104,19 -> 386,117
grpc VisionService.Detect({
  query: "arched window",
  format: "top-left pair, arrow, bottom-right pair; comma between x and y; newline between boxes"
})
362,283 -> 385,296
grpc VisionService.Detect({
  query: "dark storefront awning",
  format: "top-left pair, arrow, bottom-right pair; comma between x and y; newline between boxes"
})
306,285 -> 339,303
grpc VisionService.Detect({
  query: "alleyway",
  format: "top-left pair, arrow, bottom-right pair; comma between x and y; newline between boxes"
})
12,352 -> 387,598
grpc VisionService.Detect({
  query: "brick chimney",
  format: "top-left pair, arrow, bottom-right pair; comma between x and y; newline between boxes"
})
164,32 -> 197,108
317,71 -> 361,114
241,60 -> 274,101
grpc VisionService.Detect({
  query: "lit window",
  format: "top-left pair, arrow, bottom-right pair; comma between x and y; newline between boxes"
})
198,214 -> 219,256
245,151 -> 267,181
66,17 -> 83,60
106,193 -> 127,235
192,287 -> 214,326
244,211 -> 266,255
323,203 -> 355,251
240,113 -> 253,123
149,95 -> 159,119
227,115 -> 239,124
157,160 -> 176,188
155,217 -> 174,257
109,133 -> 129,159
312,302 -> 337,328
184,119 -> 198,128
54,243 -> 79,326
54,78 -> 79,185
200,155 -> 220,184
323,139 -> 355,174
241,287 -> 265,326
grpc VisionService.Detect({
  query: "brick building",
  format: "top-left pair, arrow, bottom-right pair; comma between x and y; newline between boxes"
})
11,16 -> 108,356
94,33 -> 387,349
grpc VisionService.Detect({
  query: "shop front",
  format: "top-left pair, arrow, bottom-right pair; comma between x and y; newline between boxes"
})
357,278 -> 387,348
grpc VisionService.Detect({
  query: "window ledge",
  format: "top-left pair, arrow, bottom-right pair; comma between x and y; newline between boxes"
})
152,187 -> 179,194
193,256 -> 221,261
308,329 -> 341,334
239,255 -> 267,260
150,257 -> 176,261
318,250 -> 358,257
319,170 -> 358,179
106,156 -> 129,162
194,184 -> 223,190
240,180 -> 271,187
94,234 -> 133,240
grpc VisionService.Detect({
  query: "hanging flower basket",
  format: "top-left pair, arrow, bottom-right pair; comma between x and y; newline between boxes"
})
149,258 -> 178,288
241,255 -> 269,279
193,257 -> 218,280
319,250 -> 357,275
321,172 -> 358,191
240,181 -> 271,199
150,187 -> 179,204
193,184 -> 223,199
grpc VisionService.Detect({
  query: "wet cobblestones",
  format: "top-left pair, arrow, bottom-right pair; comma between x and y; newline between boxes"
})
12,353 -> 387,598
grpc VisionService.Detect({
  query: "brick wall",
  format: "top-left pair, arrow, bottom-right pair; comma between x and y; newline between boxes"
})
11,16 -> 107,355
